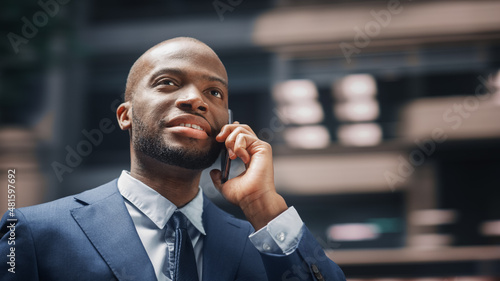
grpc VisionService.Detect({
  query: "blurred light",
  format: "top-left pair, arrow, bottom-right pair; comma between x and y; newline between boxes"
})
481,220 -> 500,236
492,70 -> 500,105
334,99 -> 379,122
409,209 -> 457,226
278,100 -> 324,125
408,234 -> 453,249
327,223 -> 380,241
368,218 -> 402,233
414,278 -> 495,281
333,74 -> 377,101
0,127 -> 38,150
412,279 -> 446,281
455,278 -> 497,281
273,79 -> 318,104
337,123 -> 382,147
283,125 -> 330,149
492,70 -> 500,89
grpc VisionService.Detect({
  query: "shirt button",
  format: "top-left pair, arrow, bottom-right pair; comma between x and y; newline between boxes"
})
263,243 -> 271,251
276,231 -> 286,242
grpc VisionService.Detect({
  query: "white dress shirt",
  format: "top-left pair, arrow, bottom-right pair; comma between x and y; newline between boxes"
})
117,170 -> 304,281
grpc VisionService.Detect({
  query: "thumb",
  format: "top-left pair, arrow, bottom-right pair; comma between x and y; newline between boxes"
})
209,169 -> 223,192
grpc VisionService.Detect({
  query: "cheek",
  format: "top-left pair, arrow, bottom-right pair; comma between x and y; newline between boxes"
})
134,96 -> 172,121
131,108 -> 160,133
213,113 -> 229,131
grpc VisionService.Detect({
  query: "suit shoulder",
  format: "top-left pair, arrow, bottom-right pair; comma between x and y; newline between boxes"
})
16,179 -> 118,219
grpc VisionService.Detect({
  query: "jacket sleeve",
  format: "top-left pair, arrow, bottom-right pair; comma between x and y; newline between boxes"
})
0,209 -> 39,281
259,225 -> 346,281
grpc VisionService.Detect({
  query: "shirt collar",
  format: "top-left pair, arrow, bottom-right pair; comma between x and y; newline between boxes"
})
117,170 -> 206,235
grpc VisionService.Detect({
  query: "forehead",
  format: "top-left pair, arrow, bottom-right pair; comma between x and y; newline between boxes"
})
143,41 -> 228,82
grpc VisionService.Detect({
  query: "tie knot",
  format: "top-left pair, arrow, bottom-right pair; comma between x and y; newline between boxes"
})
169,211 -> 189,230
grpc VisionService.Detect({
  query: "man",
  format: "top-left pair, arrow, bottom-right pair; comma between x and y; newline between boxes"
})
0,37 -> 345,281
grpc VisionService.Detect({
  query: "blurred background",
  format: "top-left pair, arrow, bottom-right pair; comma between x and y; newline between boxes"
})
1,0 -> 500,279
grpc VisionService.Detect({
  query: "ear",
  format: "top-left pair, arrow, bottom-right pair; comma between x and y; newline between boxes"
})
116,102 -> 132,130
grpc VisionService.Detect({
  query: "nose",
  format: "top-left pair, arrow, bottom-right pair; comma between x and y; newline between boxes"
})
175,86 -> 208,113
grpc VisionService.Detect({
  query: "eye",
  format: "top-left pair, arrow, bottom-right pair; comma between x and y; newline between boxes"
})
153,77 -> 179,88
159,79 -> 176,86
210,90 -> 223,99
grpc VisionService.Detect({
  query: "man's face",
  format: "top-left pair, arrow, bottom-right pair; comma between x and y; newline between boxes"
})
129,40 -> 229,170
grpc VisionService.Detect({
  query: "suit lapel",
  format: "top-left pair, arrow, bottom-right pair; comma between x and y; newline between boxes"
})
201,196 -> 249,281
71,180 -> 157,281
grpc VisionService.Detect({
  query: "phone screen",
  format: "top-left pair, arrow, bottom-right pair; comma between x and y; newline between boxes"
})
221,109 -> 233,183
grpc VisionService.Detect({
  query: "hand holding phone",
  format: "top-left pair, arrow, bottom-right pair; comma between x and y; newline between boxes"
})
221,109 -> 233,183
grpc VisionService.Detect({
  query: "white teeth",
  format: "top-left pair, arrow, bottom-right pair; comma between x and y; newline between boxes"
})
178,123 -> 203,131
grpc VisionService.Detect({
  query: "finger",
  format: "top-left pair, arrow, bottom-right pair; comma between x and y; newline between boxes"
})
217,123 -> 256,141
236,123 -> 255,135
225,126 -> 255,144
223,126 -> 242,144
224,129 -> 255,161
227,147 -> 236,159
226,128 -> 259,148
223,127 -> 247,151
234,134 -> 251,164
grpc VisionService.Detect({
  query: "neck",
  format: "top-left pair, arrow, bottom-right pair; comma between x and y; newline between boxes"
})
130,153 -> 203,207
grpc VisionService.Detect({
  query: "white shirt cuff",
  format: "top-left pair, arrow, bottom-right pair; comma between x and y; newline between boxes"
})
248,206 -> 304,255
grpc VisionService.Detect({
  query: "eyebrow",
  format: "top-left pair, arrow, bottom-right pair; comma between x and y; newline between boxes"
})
149,67 -> 228,88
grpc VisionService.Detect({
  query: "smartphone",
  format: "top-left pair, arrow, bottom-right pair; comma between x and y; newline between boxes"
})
221,109 -> 233,183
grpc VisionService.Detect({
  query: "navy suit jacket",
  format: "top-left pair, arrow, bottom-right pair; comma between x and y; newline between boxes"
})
0,180 -> 345,281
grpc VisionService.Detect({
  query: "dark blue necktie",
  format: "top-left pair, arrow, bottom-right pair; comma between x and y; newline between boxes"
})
168,211 -> 199,281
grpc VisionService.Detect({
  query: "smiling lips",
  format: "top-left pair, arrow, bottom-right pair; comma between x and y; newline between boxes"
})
166,115 -> 212,140
177,123 -> 204,131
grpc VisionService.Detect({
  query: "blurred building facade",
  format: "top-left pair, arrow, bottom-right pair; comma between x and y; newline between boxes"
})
1,0 -> 500,278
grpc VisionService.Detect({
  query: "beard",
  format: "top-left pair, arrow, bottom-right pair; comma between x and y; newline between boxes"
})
131,112 -> 223,170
